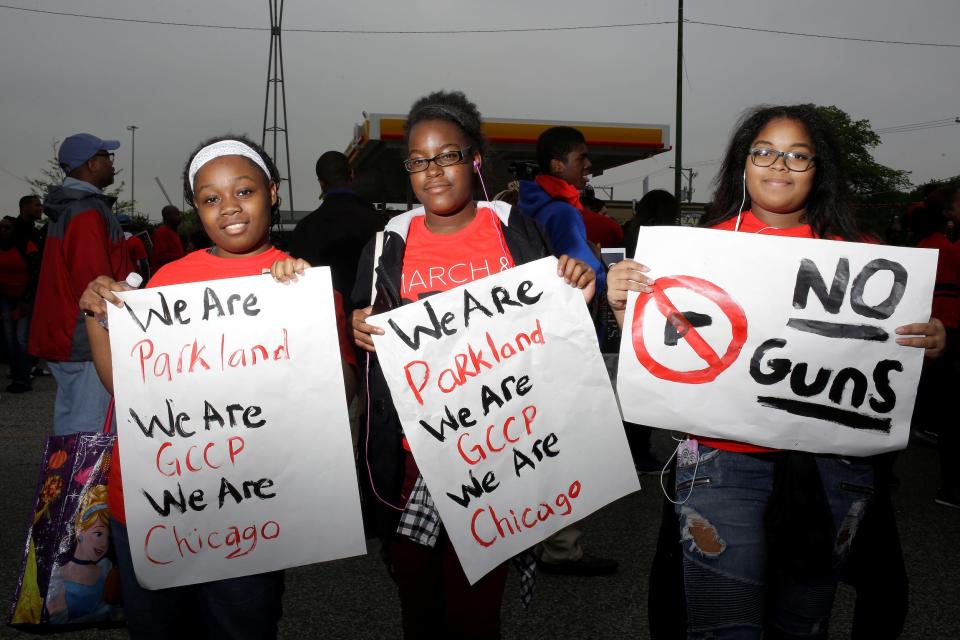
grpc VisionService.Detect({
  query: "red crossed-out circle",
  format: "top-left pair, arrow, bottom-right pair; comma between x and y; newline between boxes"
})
631,275 -> 748,384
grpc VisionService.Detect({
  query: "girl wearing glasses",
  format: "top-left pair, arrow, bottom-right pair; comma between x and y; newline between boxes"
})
340,90 -> 595,639
607,104 -> 944,638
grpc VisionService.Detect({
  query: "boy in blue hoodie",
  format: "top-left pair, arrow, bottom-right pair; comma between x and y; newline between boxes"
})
517,126 -> 606,293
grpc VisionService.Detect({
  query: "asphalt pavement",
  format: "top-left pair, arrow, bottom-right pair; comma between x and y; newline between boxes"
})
2,376 -> 958,639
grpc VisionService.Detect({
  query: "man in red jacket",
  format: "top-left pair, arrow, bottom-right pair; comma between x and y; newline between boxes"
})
29,133 -> 133,434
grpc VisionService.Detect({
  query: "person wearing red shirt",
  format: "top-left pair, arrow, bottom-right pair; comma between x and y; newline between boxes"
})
581,193 -> 625,249
0,215 -> 39,392
80,135 -> 356,639
125,233 -> 149,275
344,91 -> 596,640
608,105 -> 945,639
907,187 -> 960,511
150,205 -> 185,269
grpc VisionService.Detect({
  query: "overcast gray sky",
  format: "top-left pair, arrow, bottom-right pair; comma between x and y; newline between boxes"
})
1,0 -> 957,220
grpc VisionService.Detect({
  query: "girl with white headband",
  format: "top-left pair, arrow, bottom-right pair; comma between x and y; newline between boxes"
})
79,134 -> 358,639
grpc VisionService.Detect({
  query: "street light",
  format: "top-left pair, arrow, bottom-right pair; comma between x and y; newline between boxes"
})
126,125 -> 139,214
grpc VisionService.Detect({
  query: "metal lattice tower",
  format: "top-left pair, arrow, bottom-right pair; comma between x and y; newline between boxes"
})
262,0 -> 294,219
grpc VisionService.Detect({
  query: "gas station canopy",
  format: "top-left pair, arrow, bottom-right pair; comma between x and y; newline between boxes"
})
344,114 -> 671,205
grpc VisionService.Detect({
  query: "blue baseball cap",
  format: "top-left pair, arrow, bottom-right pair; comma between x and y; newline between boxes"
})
58,133 -> 120,172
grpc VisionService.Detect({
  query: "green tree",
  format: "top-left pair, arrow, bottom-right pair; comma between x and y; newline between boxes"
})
815,105 -> 912,199
910,175 -> 960,200
26,141 -> 132,212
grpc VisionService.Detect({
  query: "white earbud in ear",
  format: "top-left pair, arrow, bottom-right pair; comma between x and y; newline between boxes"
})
473,160 -> 480,173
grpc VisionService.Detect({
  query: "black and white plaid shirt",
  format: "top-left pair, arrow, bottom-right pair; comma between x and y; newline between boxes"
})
397,474 -> 537,608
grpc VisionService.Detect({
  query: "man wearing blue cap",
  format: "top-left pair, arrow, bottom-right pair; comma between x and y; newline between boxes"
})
29,133 -> 134,435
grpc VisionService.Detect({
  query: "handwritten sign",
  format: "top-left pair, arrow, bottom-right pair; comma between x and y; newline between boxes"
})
371,257 -> 639,584
617,226 -> 937,455
108,267 -> 365,589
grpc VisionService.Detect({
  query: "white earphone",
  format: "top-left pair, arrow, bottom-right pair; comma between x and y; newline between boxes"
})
734,169 -> 748,232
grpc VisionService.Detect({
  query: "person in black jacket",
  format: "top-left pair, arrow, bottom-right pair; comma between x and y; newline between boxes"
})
349,90 -> 596,640
288,151 -> 385,307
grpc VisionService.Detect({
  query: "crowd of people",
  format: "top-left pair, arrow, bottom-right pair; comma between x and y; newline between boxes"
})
2,89 -> 957,639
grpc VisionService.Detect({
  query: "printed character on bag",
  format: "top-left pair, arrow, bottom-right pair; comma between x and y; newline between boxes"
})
9,433 -> 123,628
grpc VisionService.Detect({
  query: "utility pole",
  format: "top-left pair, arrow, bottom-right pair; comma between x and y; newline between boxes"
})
126,125 -> 139,214
673,0 -> 683,218
669,166 -> 697,202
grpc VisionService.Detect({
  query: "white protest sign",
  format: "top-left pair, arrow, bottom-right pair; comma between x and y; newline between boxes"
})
617,226 -> 937,455
108,267 -> 365,589
370,257 -> 639,584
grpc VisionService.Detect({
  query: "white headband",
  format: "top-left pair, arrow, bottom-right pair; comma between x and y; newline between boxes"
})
188,140 -> 271,191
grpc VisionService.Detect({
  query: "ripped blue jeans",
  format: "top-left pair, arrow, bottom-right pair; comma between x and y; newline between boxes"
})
675,444 -> 873,639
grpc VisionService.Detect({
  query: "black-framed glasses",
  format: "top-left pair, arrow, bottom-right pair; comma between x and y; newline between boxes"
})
94,151 -> 116,162
402,148 -> 471,173
748,147 -> 815,172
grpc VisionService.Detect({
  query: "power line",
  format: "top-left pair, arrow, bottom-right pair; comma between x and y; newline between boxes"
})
0,4 -> 263,31
0,5 -> 674,34
880,122 -> 960,134
876,117 -> 960,134
0,164 -> 31,184
2,4 -> 958,46
686,19 -> 960,48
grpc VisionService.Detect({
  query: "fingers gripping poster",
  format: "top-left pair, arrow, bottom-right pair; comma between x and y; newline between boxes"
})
371,257 -> 639,584
108,267 -> 365,589
617,227 -> 937,456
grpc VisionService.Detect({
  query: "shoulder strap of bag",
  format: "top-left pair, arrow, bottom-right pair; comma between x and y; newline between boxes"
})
370,231 -> 384,304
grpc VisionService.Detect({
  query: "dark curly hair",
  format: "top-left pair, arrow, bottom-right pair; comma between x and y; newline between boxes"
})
536,126 -> 586,176
701,104 -> 860,241
404,90 -> 488,176
181,134 -> 281,218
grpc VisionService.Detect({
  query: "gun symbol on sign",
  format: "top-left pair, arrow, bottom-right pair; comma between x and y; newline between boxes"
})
664,312 -> 713,346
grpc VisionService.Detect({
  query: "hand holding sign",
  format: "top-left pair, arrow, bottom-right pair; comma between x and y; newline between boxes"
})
894,318 -> 945,357
606,259 -> 654,327
269,257 -> 312,284
351,305 -> 383,353
555,254 -> 597,303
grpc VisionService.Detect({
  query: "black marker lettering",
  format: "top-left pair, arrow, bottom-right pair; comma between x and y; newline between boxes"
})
828,367 -> 869,408
786,319 -> 889,341
850,259 -> 908,319
793,258 -> 849,314
869,359 -> 903,413
749,339 -> 790,385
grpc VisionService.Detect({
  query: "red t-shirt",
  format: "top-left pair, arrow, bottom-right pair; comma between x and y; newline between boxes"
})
398,207 -> 516,451
581,209 -> 625,248
126,234 -> 148,263
917,232 -> 960,330
0,241 -> 37,299
107,246 -> 357,523
710,210 -> 819,238
151,224 -> 185,268
401,207 -> 515,302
